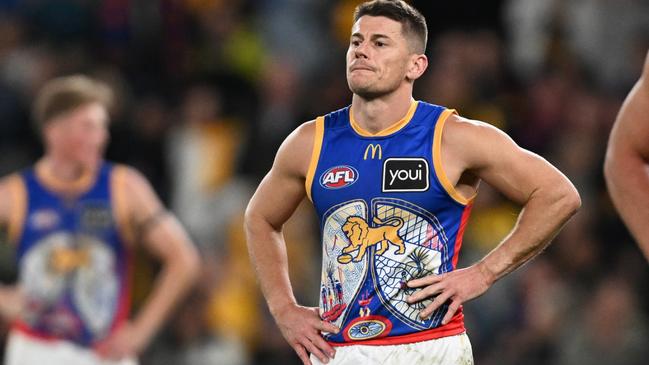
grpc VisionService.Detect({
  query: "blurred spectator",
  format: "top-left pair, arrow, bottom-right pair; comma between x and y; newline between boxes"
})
168,83 -> 247,250
557,277 -> 649,365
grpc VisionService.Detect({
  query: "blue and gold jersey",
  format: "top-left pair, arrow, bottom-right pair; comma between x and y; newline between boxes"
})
306,101 -> 475,346
10,162 -> 132,347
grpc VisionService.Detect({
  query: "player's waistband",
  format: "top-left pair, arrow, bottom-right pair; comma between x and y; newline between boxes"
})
328,311 -> 465,347
11,320 -> 100,348
12,321 -> 61,343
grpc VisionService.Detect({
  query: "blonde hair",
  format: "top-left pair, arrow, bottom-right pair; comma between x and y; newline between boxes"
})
33,75 -> 113,130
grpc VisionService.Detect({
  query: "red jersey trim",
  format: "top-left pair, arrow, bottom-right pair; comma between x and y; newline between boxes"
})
110,248 -> 133,332
12,321 -> 59,342
329,309 -> 465,347
452,203 -> 473,268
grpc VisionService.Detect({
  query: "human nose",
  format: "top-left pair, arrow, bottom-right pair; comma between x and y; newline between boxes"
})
354,41 -> 369,59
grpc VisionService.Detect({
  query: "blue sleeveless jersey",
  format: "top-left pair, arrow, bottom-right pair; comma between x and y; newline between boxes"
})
14,162 -> 131,346
306,101 -> 475,345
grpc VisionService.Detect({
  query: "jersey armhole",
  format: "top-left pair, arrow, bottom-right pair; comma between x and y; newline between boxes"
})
432,109 -> 477,206
111,165 -> 136,246
305,116 -> 325,202
7,175 -> 27,244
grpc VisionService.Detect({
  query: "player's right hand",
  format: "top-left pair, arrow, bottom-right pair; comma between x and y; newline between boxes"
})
273,304 -> 340,365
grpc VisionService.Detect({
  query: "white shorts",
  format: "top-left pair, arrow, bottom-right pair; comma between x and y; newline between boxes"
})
5,330 -> 138,365
311,333 -> 473,365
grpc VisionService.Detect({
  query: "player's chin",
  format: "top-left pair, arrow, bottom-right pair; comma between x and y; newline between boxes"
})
76,153 -> 102,168
349,84 -> 384,99
348,71 -> 371,84
348,77 -> 369,91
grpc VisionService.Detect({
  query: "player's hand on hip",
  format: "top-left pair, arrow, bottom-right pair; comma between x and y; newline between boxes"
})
274,304 -> 339,365
95,321 -> 147,361
406,263 -> 493,325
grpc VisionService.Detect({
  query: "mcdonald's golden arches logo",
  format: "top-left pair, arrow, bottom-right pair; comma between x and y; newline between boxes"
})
364,144 -> 382,160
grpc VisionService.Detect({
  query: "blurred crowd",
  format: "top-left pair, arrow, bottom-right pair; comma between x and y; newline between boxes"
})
0,0 -> 648,364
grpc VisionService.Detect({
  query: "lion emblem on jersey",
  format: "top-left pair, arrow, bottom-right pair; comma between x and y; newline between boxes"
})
50,246 -> 90,274
338,216 -> 405,264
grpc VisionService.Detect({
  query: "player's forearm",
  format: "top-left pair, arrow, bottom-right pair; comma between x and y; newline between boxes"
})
131,243 -> 199,345
244,213 -> 297,317
0,285 -> 22,321
478,182 -> 581,283
605,155 -> 649,260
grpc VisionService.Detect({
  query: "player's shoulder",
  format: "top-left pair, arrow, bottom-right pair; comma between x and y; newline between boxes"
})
441,113 -> 520,170
110,163 -> 153,192
281,119 -> 319,153
0,172 -> 24,196
294,119 -> 317,136
638,51 -> 649,98
0,172 -> 25,223
110,163 -> 163,220
290,105 -> 348,138
642,50 -> 649,80
274,119 -> 320,177
443,113 -> 508,143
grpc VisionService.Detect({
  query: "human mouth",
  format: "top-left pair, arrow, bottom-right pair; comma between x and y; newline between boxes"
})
350,64 -> 374,72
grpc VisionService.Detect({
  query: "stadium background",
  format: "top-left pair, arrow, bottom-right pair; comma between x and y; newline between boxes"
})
0,0 -> 648,364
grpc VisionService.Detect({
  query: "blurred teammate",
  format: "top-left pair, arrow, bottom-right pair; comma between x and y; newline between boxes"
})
0,75 -> 200,364
605,50 -> 649,261
245,1 -> 581,364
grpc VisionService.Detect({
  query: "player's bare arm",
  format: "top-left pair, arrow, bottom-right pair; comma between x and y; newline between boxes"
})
407,114 -> 581,323
604,50 -> 649,261
245,121 -> 340,365
0,176 -> 13,227
0,173 -> 25,242
0,174 -> 25,321
96,166 -> 200,360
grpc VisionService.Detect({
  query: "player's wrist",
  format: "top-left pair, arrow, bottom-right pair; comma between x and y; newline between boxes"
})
129,318 -> 156,353
475,260 -> 497,287
268,298 -> 298,320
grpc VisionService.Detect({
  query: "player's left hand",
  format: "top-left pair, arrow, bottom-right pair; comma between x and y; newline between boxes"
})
406,263 -> 494,325
95,321 -> 149,360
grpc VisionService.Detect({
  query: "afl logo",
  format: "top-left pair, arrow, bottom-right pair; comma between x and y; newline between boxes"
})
320,165 -> 359,189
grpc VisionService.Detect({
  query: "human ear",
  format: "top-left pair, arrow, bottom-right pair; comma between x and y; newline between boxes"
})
406,54 -> 428,81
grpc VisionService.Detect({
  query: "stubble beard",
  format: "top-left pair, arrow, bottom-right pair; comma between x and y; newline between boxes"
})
348,77 -> 395,100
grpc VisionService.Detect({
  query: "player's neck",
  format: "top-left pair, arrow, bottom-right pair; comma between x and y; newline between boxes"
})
351,90 -> 414,134
36,156 -> 98,192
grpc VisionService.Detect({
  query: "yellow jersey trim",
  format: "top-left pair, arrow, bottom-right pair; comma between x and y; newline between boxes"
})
350,100 -> 418,137
305,117 -> 325,202
7,175 -> 27,244
35,161 -> 96,194
111,165 -> 135,246
433,109 -> 476,206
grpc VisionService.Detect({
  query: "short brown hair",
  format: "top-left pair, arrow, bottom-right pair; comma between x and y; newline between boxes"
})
354,0 -> 428,54
33,75 -> 113,130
